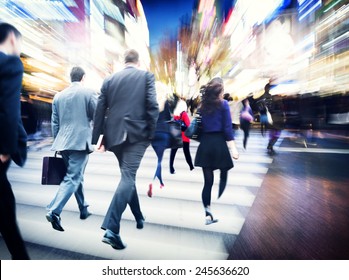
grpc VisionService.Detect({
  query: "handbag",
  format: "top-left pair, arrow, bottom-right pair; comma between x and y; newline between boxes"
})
41,152 -> 67,185
241,109 -> 253,122
168,120 -> 183,149
184,114 -> 202,141
266,109 -> 273,125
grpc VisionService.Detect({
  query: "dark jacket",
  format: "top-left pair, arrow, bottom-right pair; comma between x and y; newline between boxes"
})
155,101 -> 172,133
92,66 -> 159,149
201,100 -> 234,141
0,52 -> 27,167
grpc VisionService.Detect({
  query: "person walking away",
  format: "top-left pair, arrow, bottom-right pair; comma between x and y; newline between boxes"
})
259,83 -> 284,155
267,95 -> 285,155
46,67 -> 97,231
147,95 -> 175,197
240,99 -> 254,150
195,78 -> 239,225
169,98 -> 194,174
230,96 -> 243,130
257,99 -> 268,136
92,50 -> 159,250
0,23 -> 30,259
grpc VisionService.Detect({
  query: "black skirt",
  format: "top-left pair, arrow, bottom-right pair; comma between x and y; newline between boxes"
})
195,132 -> 234,170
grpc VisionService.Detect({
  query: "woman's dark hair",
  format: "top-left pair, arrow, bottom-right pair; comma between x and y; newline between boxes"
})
242,98 -> 249,108
200,78 -> 224,114
168,93 -> 180,113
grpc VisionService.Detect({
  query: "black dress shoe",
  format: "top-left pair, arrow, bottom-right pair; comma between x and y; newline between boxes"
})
46,212 -> 64,231
80,207 -> 92,220
136,219 -> 144,229
102,230 -> 126,250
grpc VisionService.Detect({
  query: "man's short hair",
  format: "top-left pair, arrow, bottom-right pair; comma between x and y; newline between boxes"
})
0,23 -> 22,44
70,66 -> 85,82
124,49 -> 139,64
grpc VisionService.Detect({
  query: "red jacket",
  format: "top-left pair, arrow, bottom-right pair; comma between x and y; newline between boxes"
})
174,111 -> 191,143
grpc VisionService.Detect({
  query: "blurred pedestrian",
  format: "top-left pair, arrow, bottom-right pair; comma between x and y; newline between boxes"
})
169,98 -> 194,174
240,99 -> 254,149
267,95 -> 284,155
92,50 -> 159,250
258,83 -> 283,155
257,99 -> 268,136
46,67 -> 97,231
147,93 -> 176,197
230,96 -> 243,130
195,78 -> 239,225
0,23 -> 29,259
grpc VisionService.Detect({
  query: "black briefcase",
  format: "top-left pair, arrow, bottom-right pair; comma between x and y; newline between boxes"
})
41,152 -> 67,185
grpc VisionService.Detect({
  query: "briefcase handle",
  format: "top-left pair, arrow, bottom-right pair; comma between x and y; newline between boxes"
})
54,151 -> 63,158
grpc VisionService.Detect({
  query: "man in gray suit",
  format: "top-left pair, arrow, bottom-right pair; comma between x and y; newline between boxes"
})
46,67 -> 97,231
92,50 -> 159,250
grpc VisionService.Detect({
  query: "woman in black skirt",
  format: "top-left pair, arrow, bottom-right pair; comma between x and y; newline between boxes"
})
195,78 -> 239,225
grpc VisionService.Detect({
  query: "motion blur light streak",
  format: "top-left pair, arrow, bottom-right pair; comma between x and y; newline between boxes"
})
0,0 -> 348,109
11,0 -> 79,22
322,31 -> 349,48
298,0 -> 322,21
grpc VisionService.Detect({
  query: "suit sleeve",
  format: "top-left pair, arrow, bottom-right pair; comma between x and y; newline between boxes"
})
51,98 -> 59,139
0,56 -> 22,155
145,72 -> 159,139
92,80 -> 108,144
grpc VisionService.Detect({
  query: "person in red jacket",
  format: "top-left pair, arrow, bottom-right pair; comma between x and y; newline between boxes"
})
170,99 -> 194,174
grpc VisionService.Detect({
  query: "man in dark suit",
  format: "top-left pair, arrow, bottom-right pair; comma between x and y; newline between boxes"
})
0,23 -> 29,259
92,50 -> 159,250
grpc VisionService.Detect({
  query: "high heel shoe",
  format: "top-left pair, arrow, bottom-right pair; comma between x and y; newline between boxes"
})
205,207 -> 218,225
147,184 -> 153,198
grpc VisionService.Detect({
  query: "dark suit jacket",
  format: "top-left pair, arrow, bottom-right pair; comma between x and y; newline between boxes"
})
92,66 -> 159,150
0,52 -> 27,167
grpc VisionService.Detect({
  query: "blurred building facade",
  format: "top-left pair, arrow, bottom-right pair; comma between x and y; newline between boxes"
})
150,0 -> 348,100
0,0 -> 151,135
0,0 -> 151,98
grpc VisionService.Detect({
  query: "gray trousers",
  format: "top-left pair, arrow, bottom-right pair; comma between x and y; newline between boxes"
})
47,150 -> 89,215
102,140 -> 149,234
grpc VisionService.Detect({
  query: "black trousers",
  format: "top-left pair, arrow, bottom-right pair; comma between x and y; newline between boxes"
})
170,141 -> 194,171
0,160 -> 29,259
240,120 -> 251,149
101,140 -> 149,234
202,168 -> 228,208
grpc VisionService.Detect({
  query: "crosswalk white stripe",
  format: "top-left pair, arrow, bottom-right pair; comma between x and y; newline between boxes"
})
8,133 -> 273,259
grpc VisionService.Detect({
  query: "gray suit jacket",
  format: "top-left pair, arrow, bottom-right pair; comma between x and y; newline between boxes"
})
51,82 -> 97,152
92,66 -> 159,150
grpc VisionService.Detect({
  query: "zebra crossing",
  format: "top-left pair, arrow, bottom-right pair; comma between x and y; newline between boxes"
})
3,130 -> 274,260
